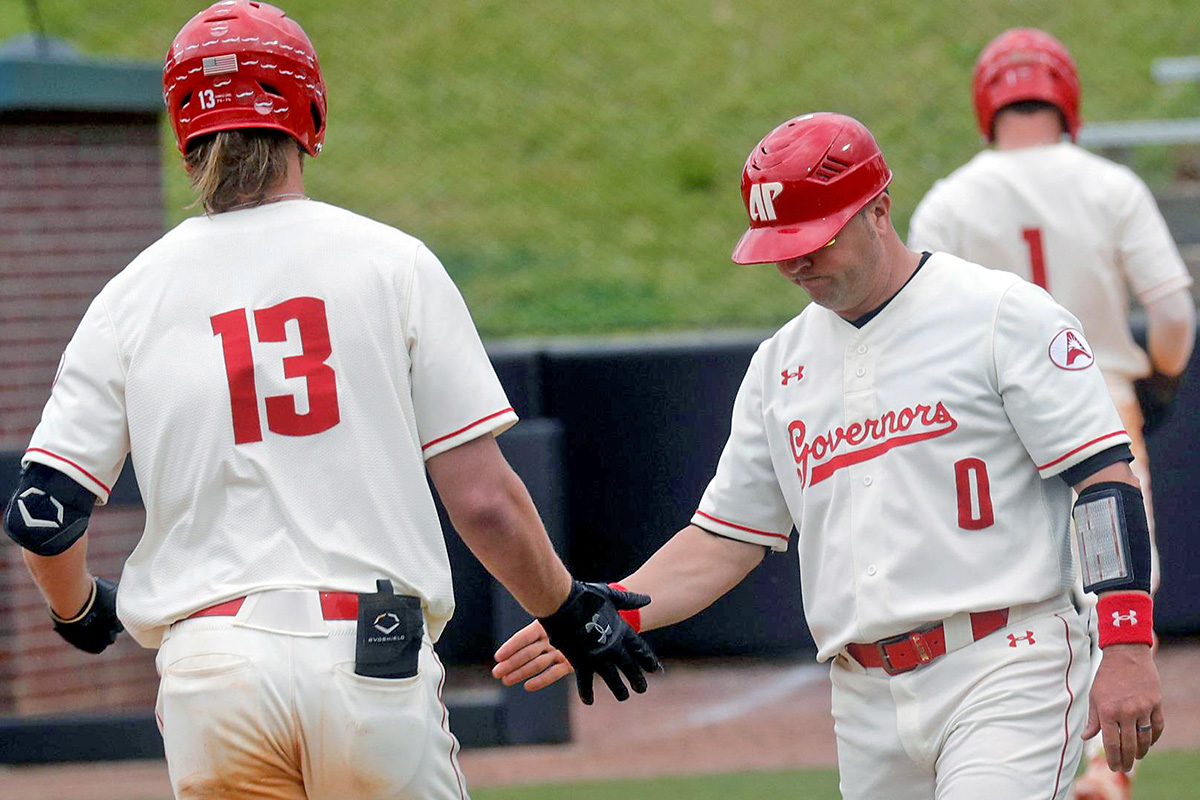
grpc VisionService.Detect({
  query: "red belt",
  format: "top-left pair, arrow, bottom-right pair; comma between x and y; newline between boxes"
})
845,609 -> 1010,675
187,592 -> 359,620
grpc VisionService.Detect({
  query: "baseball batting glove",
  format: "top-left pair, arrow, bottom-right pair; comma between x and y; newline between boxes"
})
1134,370 -> 1184,436
538,581 -> 660,705
51,577 -> 123,654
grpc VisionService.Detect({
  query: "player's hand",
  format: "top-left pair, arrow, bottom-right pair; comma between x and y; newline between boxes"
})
535,581 -> 661,704
492,619 -> 575,691
51,576 -> 124,654
1084,643 -> 1164,772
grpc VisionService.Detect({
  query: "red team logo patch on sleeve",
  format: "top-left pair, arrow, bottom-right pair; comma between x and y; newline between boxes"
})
1048,328 -> 1094,370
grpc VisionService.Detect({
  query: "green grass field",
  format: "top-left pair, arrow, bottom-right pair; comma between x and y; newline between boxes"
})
4,1 -> 1199,337
472,751 -> 1200,800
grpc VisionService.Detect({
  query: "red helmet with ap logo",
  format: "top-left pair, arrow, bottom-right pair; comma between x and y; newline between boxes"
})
732,112 -> 893,265
163,0 -> 327,156
972,28 -> 1081,142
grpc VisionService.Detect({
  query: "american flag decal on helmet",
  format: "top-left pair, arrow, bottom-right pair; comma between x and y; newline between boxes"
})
202,54 -> 238,75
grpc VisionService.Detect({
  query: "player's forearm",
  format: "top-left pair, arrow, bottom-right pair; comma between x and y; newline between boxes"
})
1145,289 -> 1196,376
451,474 -> 573,618
617,524 -> 765,632
22,534 -> 95,618
428,434 -> 573,617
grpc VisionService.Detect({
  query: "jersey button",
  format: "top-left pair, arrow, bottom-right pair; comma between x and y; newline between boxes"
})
855,367 -> 865,377
857,345 -> 868,355
867,565 -> 877,576
863,476 -> 873,486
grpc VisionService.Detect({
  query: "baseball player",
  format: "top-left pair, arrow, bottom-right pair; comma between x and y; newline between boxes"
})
2,2 -> 657,798
907,29 -> 1195,800
492,112 -> 1165,800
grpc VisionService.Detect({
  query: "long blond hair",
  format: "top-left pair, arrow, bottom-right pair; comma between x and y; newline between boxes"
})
183,129 -> 301,214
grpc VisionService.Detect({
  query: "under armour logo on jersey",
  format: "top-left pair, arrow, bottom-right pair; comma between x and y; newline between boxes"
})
584,613 -> 612,645
781,366 -> 805,385
16,488 -> 63,530
1007,631 -> 1036,647
1112,610 -> 1139,627
748,182 -> 784,222
374,612 -> 401,635
1049,328 -> 1095,370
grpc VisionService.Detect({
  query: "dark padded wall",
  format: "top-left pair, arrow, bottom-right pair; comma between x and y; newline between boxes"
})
538,336 -> 813,656
1135,320 -> 1200,634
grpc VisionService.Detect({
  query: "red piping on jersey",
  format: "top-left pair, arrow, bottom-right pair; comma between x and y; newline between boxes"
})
1050,612 -> 1077,800
421,408 -> 515,451
23,448 -> 112,494
694,510 -> 789,541
1036,431 -> 1126,471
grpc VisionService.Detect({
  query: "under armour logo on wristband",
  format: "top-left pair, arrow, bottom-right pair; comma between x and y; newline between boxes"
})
1007,631 -> 1036,647
584,613 -> 612,645
1112,610 -> 1139,627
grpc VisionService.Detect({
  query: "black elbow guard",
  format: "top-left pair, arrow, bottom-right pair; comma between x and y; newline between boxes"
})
1072,481 -> 1152,594
4,463 -> 97,556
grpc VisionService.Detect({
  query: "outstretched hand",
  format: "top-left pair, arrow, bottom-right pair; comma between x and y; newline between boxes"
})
525,581 -> 661,704
1084,643 -> 1164,772
493,619 -> 574,691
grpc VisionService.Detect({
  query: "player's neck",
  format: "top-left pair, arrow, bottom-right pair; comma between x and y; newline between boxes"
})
225,151 -> 308,211
992,112 -> 1066,151
837,239 -> 921,323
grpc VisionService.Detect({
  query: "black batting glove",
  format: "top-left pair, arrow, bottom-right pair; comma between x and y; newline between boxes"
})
538,581 -> 661,705
51,577 -> 123,654
1134,370 -> 1184,436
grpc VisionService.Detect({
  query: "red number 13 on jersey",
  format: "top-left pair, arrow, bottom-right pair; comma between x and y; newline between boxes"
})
211,296 -> 341,444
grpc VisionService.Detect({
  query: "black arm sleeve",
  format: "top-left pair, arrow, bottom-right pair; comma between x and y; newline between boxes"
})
1059,444 -> 1133,487
3,463 -> 97,556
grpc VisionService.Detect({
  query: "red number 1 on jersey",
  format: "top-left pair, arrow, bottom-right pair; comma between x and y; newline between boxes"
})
1021,228 -> 1048,290
211,297 -> 341,445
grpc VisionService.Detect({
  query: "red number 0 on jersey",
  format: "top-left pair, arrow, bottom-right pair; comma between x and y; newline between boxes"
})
211,297 -> 341,444
954,457 -> 995,530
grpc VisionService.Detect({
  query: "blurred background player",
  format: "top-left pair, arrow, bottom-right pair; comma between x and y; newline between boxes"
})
2,2 -> 656,798
907,27 -> 1196,800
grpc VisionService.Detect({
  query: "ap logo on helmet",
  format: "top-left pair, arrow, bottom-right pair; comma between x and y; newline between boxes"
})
748,182 -> 783,222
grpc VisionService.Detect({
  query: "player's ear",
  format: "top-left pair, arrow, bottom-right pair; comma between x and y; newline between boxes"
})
864,191 -> 891,233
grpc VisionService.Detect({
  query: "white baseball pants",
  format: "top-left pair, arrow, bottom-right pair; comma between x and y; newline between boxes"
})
155,589 -> 469,800
830,596 -> 1091,800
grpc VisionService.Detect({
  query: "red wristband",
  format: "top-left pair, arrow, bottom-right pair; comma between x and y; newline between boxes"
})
609,583 -> 642,633
1096,592 -> 1154,648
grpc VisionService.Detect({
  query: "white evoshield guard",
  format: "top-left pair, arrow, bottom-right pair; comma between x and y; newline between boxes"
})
1073,489 -> 1130,590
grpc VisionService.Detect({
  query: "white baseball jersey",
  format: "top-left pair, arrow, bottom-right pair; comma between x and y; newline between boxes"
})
908,142 -> 1192,401
23,199 -> 517,648
691,253 -> 1129,661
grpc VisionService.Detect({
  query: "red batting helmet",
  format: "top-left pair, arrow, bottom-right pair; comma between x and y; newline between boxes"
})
731,113 -> 893,265
163,0 -> 327,156
972,28 -> 1081,142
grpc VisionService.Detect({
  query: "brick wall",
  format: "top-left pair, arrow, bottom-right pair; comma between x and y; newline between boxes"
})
0,111 -> 163,716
